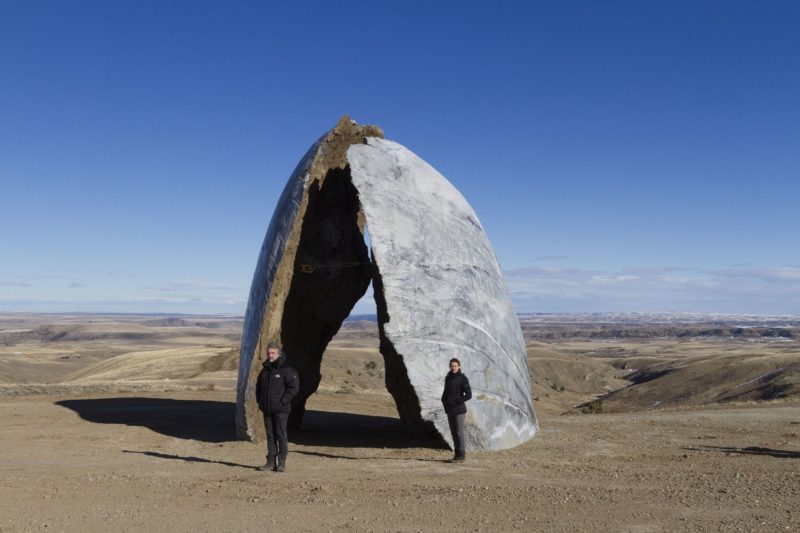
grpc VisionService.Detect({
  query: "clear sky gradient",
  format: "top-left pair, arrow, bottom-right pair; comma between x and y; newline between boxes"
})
1,1 -> 798,315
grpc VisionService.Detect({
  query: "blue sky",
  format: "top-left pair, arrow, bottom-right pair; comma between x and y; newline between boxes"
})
1,1 -> 798,315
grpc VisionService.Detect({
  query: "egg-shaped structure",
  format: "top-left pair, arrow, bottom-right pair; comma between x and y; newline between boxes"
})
236,117 -> 538,450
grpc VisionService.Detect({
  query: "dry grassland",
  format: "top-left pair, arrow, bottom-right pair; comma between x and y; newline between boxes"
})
0,314 -> 798,532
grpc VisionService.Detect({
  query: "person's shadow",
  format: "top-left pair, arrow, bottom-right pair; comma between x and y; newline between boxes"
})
122,450 -> 257,469
684,445 -> 800,459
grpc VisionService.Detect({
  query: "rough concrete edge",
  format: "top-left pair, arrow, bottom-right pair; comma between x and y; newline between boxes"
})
237,116 -> 384,442
371,258 -> 439,440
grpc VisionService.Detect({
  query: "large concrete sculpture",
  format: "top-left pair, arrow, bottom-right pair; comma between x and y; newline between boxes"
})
236,117 -> 538,450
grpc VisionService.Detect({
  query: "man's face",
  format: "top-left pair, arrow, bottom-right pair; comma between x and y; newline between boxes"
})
449,361 -> 460,373
267,348 -> 280,363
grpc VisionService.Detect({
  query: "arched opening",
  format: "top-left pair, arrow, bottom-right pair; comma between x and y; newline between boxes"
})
278,165 -> 430,438
296,281 -> 415,449
279,166 -> 371,429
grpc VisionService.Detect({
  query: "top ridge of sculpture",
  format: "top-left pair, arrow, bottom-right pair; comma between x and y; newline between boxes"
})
236,116 -> 538,450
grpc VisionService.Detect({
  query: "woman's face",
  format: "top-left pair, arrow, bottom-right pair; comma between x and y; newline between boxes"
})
449,361 -> 460,373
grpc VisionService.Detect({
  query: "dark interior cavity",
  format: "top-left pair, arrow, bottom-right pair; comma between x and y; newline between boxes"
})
281,166 -> 372,429
280,165 -> 435,438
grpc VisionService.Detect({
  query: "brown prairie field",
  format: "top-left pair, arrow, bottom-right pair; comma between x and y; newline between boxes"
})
0,313 -> 798,532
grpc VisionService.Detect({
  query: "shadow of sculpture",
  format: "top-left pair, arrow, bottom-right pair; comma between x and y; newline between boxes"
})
56,398 -> 238,443
292,449 -> 449,462
56,397 -> 444,449
289,409 -> 445,450
123,450 -> 256,469
685,445 -> 800,459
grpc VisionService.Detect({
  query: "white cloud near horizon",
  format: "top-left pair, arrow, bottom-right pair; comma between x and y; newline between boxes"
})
504,264 -> 800,315
1,281 -> 33,288
140,281 -> 243,292
3,267 -> 798,316
0,296 -> 247,315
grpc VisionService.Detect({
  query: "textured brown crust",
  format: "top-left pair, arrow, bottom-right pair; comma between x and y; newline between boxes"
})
243,116 -> 384,440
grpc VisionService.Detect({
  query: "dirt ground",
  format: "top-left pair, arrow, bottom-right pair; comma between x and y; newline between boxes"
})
1,314 -> 798,532
1,388 -> 798,532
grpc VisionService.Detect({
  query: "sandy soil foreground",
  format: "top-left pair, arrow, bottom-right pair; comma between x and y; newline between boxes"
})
1,388 -> 797,533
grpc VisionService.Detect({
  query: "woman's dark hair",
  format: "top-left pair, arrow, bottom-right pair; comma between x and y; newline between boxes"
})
449,358 -> 461,366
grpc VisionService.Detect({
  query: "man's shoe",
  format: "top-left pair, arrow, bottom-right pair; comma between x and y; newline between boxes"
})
276,458 -> 286,472
450,452 -> 465,463
257,455 -> 276,471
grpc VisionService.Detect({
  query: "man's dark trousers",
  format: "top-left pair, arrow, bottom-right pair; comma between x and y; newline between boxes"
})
264,412 -> 290,463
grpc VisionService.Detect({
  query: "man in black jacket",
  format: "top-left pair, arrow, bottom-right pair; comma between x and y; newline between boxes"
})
441,357 -> 472,462
255,342 -> 299,472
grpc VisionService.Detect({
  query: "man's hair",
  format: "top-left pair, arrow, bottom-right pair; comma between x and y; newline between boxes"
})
449,357 -> 460,366
266,342 -> 282,356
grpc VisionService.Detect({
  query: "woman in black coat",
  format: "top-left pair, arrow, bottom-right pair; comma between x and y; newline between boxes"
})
441,357 -> 472,462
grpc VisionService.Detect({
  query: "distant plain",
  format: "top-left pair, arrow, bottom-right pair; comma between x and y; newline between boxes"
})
0,313 -> 797,531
